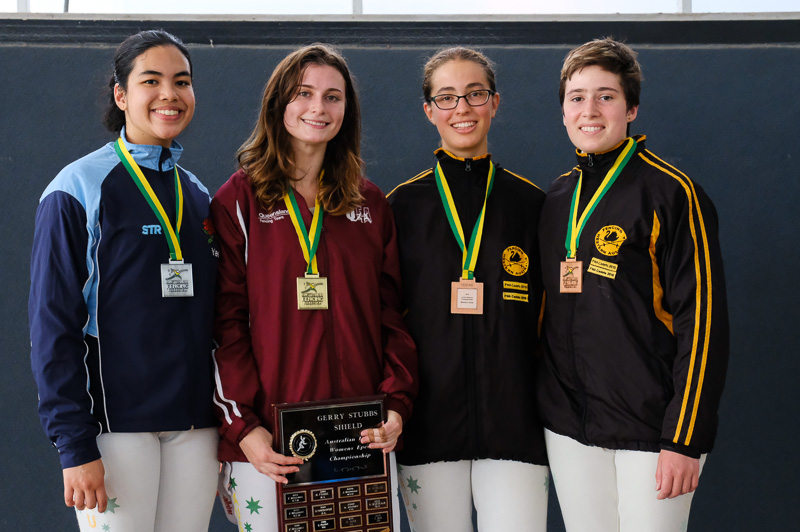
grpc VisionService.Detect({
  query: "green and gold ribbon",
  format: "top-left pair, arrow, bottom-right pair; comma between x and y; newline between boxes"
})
114,138 -> 184,261
283,171 -> 325,275
434,161 -> 495,280
565,138 -> 636,259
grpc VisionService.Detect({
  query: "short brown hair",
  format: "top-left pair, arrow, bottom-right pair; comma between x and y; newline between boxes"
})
422,47 -> 497,100
237,43 -> 363,216
559,37 -> 642,110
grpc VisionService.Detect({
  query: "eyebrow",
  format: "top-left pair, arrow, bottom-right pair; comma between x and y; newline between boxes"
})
298,83 -> 344,93
566,86 -> 620,95
137,70 -> 192,78
435,82 -> 487,94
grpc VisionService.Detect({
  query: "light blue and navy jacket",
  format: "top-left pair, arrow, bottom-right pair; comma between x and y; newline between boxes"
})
29,130 -> 218,469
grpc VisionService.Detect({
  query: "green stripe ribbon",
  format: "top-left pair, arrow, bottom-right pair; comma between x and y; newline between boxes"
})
114,138 -> 184,261
565,138 -> 636,259
434,161 -> 495,280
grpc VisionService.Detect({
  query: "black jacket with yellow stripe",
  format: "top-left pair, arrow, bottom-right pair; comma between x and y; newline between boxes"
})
538,136 -> 729,458
388,148 -> 548,466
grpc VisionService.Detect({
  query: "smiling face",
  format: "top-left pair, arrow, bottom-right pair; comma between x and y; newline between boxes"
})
114,45 -> 194,148
283,63 -> 347,153
562,65 -> 638,154
424,59 -> 499,159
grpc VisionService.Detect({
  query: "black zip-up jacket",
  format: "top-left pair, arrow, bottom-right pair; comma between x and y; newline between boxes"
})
388,148 -> 547,466
538,136 -> 729,458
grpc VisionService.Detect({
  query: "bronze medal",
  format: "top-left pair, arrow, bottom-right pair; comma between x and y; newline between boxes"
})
560,258 -> 583,293
451,277 -> 484,314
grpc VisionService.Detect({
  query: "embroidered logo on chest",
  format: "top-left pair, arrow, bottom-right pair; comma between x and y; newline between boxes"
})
502,246 -> 529,276
346,207 -> 372,223
259,209 -> 290,224
595,225 -> 627,256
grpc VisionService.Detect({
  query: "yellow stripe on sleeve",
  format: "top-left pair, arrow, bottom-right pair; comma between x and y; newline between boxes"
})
639,152 -> 713,446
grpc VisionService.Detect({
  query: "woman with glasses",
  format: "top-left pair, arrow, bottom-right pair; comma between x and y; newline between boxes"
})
387,47 -> 549,532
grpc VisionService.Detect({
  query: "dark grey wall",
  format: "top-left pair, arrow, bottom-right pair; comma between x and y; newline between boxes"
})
2,18 -> 798,531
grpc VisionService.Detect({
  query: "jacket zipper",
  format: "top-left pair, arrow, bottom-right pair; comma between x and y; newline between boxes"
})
463,157 -> 482,455
319,225 -> 341,398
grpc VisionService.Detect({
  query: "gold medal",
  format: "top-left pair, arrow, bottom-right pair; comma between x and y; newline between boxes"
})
297,274 -> 329,310
560,258 -> 583,293
451,277 -> 484,314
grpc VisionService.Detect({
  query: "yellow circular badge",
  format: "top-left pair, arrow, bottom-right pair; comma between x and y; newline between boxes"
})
502,246 -> 529,276
595,226 -> 627,256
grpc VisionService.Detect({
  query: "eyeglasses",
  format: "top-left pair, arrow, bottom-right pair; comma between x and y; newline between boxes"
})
427,89 -> 496,110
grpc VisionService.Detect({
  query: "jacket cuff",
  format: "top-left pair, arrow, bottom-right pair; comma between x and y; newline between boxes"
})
58,439 -> 102,469
220,411 -> 262,446
385,396 -> 411,425
659,439 -> 702,459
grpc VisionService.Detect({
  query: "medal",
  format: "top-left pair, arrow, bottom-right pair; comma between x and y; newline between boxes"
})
559,258 -> 583,294
115,138 -> 194,297
161,260 -> 195,297
451,277 -> 484,314
296,274 -> 329,310
284,173 -> 327,310
434,160 -> 495,315
562,138 -> 636,293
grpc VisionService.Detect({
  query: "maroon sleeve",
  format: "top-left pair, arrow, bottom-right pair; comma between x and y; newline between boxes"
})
211,172 -> 263,445
372,187 -> 419,423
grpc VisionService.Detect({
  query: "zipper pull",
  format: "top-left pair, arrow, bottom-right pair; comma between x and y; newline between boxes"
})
587,154 -> 594,167
465,158 -> 472,172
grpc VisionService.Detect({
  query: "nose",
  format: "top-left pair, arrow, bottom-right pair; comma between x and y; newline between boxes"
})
454,95 -> 471,112
582,98 -> 599,116
160,84 -> 178,101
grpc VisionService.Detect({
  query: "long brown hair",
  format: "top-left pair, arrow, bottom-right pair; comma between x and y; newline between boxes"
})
237,43 -> 364,215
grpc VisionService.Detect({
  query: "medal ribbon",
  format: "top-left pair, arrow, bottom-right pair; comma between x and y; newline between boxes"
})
283,171 -> 324,276
434,161 -> 495,280
565,138 -> 636,259
114,138 -> 184,261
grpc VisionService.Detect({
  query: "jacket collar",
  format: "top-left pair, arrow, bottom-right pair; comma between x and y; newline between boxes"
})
116,127 -> 184,172
575,134 -> 645,175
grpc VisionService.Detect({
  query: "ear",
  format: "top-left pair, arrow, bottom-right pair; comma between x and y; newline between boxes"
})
114,84 -> 127,111
490,92 -> 500,118
562,108 -> 566,127
626,105 -> 639,123
423,101 -> 436,125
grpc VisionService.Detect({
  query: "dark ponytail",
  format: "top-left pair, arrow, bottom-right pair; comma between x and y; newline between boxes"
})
103,29 -> 192,133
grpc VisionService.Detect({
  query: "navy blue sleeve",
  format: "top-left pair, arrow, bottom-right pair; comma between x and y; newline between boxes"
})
29,191 -> 102,469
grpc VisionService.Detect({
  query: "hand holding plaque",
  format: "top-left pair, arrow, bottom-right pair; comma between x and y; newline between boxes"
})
360,409 -> 403,453
239,426 -> 303,484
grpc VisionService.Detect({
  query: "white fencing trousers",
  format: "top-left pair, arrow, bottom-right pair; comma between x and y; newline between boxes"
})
545,429 -> 707,532
223,452 -> 402,532
74,428 -> 219,532
398,459 -> 549,532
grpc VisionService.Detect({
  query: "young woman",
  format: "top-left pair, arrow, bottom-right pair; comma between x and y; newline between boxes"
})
211,44 -> 417,531
388,47 -> 549,532
29,30 -> 219,532
537,38 -> 729,531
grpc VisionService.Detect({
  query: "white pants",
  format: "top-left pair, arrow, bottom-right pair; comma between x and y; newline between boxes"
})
74,428 -> 219,532
398,459 -> 549,532
545,429 -> 707,532
222,452 -> 402,532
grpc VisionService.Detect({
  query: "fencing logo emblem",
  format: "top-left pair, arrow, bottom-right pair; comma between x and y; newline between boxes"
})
502,246 -> 529,276
595,225 -> 627,256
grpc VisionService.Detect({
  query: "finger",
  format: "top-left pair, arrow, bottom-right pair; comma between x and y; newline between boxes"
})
267,472 -> 289,484
73,490 -> 86,511
96,486 -> 108,514
64,487 -> 76,508
655,460 -> 662,491
656,471 -> 671,500
84,491 -> 98,510
681,474 -> 695,496
669,475 -> 682,499
270,453 -> 304,466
